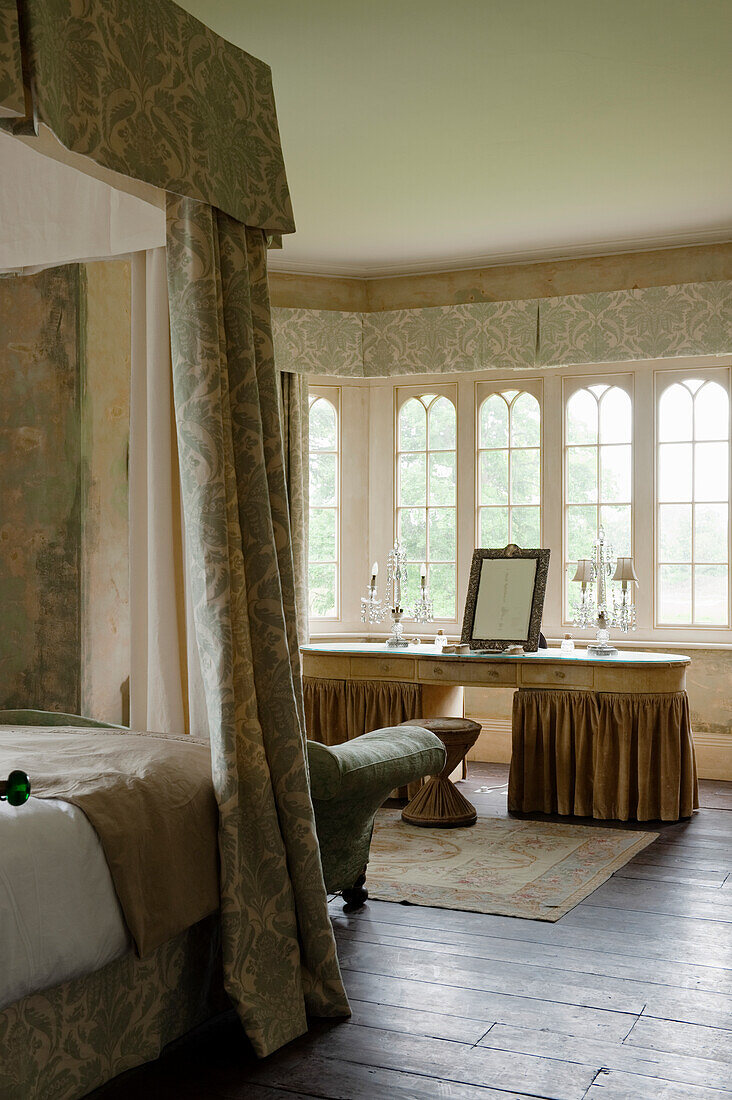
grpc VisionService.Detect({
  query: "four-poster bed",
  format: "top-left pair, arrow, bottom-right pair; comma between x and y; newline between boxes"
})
0,0 -> 350,1094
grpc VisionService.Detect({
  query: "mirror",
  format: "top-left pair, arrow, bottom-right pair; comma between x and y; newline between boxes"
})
461,545 -> 550,652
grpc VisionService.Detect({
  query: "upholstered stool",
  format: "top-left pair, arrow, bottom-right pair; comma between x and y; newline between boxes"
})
399,717 -> 481,828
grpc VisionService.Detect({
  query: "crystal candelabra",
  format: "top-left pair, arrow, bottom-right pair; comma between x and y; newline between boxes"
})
384,539 -> 410,647
571,528 -> 638,655
360,561 -> 384,625
360,542 -> 434,646
411,563 -> 434,624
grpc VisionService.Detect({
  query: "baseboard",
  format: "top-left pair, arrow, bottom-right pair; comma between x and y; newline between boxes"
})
467,717 -> 731,781
693,733 -> 732,781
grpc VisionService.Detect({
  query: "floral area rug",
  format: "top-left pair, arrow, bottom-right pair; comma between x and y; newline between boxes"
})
367,809 -> 657,921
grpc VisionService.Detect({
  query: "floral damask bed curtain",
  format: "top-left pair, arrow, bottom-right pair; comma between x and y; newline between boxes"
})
279,372 -> 310,645
166,196 -> 348,1054
1,0 -> 349,1058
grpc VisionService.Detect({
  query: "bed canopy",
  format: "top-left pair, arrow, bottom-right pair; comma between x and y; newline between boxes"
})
1,0 -> 348,1059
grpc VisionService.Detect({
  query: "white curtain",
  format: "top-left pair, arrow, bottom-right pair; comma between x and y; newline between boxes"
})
129,249 -> 208,738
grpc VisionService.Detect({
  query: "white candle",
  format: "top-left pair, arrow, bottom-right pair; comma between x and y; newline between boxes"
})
420,563 -> 427,589
370,561 -> 378,588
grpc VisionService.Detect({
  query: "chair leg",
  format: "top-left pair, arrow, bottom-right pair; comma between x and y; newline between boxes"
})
342,870 -> 368,913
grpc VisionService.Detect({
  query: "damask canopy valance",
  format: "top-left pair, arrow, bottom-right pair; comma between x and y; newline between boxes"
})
0,0 -> 294,234
272,279 -> 732,376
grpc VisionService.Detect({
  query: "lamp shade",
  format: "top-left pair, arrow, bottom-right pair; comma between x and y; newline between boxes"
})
572,558 -> 594,584
612,556 -> 639,584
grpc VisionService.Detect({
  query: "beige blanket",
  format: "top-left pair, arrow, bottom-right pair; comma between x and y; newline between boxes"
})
0,726 -> 219,956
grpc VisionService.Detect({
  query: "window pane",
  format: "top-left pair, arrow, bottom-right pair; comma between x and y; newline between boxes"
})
428,451 -> 456,505
599,387 -> 631,444
694,442 -> 728,502
429,396 -> 456,449
600,504 -> 631,557
511,506 -> 540,547
479,449 -> 508,505
399,398 -> 426,450
566,447 -> 597,503
308,563 -> 336,618
658,564 -> 692,624
694,382 -> 728,441
398,508 -> 426,560
658,504 -> 692,562
566,505 -> 597,561
658,443 -> 692,502
398,452 -> 426,506
511,448 -> 540,505
309,452 -> 337,506
309,508 -> 337,562
600,444 -> 631,503
566,389 -> 598,444
480,507 -> 508,547
694,565 -> 728,624
695,503 -> 728,563
659,384 -> 692,442
401,563 -> 421,615
428,508 -> 456,561
309,398 -> 336,450
479,394 -> 508,448
511,393 -> 540,447
429,563 -> 455,618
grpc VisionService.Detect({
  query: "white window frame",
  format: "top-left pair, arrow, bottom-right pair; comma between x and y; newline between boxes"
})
654,365 -> 732,630
475,378 -> 543,551
308,386 -> 341,621
394,384 -> 458,622
561,373 -> 634,625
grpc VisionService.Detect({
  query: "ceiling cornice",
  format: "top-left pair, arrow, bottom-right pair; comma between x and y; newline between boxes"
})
268,227 -> 732,280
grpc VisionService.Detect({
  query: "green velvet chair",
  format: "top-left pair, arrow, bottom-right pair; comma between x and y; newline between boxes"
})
307,724 -> 446,911
0,712 -> 445,912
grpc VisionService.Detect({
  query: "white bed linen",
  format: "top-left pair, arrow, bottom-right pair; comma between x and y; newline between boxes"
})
0,796 -> 131,1010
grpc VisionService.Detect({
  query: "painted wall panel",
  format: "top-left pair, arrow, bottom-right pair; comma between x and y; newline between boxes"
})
0,265 -> 81,711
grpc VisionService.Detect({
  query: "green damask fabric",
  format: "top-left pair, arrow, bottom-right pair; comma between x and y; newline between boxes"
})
0,0 -> 25,118
279,371 -> 310,645
0,915 -> 225,1100
165,194 -> 349,1057
0,0 -> 294,233
271,281 -> 732,377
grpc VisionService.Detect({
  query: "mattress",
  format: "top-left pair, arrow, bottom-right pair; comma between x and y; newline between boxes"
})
0,796 -> 131,1010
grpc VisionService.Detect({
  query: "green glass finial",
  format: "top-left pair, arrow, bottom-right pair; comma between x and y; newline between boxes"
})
1,770 -> 31,806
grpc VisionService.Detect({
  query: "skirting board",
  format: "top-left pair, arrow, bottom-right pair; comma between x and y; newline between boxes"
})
466,718 -> 732,781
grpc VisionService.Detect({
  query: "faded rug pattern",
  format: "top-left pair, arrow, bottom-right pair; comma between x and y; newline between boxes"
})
368,810 -> 656,921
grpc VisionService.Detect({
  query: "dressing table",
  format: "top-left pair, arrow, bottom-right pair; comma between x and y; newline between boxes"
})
301,642 -> 697,822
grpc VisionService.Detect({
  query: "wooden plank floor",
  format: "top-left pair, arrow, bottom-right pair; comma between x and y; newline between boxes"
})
93,764 -> 732,1100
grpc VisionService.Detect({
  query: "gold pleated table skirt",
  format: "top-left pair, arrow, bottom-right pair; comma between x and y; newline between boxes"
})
509,689 -> 698,822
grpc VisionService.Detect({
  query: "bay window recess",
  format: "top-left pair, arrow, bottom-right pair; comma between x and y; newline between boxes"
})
306,358 -> 732,645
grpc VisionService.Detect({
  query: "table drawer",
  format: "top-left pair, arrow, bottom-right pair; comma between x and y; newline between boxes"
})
520,664 -> 594,689
418,659 -> 517,686
350,656 -> 416,681
302,654 -> 350,679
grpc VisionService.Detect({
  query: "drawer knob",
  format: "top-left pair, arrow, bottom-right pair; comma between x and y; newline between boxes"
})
434,666 -> 444,676
555,670 -> 566,679
379,663 -> 389,673
487,669 -> 498,679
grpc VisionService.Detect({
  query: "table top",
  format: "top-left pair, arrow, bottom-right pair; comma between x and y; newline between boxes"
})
301,641 -> 690,667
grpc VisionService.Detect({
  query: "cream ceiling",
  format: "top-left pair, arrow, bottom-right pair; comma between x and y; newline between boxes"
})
179,0 -> 732,276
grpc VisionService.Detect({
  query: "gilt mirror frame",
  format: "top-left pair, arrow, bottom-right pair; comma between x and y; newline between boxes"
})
461,545 -> 551,652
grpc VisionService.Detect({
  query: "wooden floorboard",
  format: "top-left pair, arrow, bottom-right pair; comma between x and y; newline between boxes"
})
90,767 -> 732,1100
